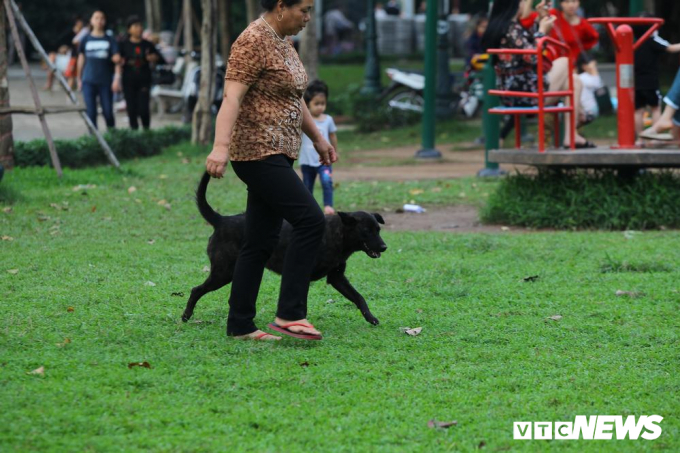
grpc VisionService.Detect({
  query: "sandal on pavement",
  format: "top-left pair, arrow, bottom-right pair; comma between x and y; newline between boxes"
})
268,322 -> 323,341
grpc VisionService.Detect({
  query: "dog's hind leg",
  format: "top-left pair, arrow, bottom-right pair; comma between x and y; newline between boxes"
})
327,265 -> 379,326
182,265 -> 233,322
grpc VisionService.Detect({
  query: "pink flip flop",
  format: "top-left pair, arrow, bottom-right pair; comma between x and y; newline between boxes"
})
268,322 -> 323,341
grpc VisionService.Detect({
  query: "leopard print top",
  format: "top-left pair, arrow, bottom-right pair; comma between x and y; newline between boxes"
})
226,20 -> 309,161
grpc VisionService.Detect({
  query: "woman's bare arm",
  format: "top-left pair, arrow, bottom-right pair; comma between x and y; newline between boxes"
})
205,81 -> 250,178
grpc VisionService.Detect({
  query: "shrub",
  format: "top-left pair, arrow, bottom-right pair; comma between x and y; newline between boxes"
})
14,125 -> 191,168
481,169 -> 680,230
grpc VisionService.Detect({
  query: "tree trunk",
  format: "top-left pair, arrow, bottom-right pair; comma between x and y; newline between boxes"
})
192,0 -> 216,145
246,0 -> 260,22
299,9 -> 318,82
144,0 -> 162,33
183,0 -> 193,53
218,0 -> 231,60
0,2 -> 14,169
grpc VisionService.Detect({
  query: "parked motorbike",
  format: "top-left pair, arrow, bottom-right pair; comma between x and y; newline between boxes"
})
382,68 -> 426,113
381,65 -> 484,118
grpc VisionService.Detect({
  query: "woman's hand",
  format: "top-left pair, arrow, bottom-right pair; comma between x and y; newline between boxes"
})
313,138 -> 337,166
539,15 -> 556,35
536,1 -> 552,20
206,146 -> 229,178
111,78 -> 121,93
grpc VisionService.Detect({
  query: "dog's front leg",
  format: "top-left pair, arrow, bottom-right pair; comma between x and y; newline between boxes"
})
327,268 -> 379,325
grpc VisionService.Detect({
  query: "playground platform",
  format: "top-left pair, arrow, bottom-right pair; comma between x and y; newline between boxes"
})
489,147 -> 680,168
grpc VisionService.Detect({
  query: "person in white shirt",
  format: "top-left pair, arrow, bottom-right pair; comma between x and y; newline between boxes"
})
576,52 -> 602,123
299,80 -> 338,215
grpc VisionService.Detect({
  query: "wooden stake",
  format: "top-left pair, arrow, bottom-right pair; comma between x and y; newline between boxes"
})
4,0 -> 61,176
8,0 -> 120,169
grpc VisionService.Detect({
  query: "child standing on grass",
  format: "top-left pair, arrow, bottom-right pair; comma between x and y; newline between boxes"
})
299,80 -> 338,215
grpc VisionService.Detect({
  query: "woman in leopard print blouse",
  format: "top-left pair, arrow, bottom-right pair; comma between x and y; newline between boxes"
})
205,0 -> 337,341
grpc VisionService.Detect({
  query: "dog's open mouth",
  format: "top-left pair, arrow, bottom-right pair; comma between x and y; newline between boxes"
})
363,243 -> 381,259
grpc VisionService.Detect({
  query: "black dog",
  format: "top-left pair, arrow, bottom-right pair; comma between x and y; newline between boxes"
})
182,172 -> 388,325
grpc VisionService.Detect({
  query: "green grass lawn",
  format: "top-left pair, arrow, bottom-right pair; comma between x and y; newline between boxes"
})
1,145 -> 679,452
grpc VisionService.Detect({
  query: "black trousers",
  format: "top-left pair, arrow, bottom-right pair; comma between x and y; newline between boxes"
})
227,154 -> 326,336
122,76 -> 151,130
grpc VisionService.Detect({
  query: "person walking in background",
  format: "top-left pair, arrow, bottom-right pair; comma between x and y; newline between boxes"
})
43,16 -> 84,91
77,10 -> 121,129
299,80 -> 338,215
119,15 -> 161,130
204,0 -> 336,341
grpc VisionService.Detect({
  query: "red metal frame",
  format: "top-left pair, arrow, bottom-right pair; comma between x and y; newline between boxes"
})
588,18 -> 664,149
487,37 -> 575,153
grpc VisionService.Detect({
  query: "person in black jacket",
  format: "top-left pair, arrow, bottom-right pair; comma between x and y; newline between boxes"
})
119,15 -> 160,130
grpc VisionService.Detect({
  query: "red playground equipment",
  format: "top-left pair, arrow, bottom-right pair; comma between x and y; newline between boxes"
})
588,17 -> 664,149
486,37 -> 575,153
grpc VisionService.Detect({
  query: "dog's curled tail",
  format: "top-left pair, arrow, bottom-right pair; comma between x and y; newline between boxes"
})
196,172 -> 221,227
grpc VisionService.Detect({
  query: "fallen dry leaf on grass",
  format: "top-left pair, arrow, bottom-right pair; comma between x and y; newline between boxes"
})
299,361 -> 310,368
202,266 -> 210,272
7,269 -> 18,275
157,200 -> 171,210
2,236 -> 13,241
427,419 -> 457,429
72,184 -> 97,192
409,189 -> 424,196
431,187 -> 442,193
147,239 -> 155,245
127,186 -> 137,194
547,315 -> 563,321
145,281 -> 156,287
399,327 -> 423,336
501,226 -> 510,231
56,338 -> 71,348
67,306 -> 75,312
27,366 -> 45,377
128,362 -> 151,369
181,158 -> 190,164
2,207 -> 12,213
159,174 -> 168,179
616,290 -> 644,298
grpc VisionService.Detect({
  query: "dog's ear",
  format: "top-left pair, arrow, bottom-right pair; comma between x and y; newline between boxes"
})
372,213 -> 385,225
338,211 -> 357,227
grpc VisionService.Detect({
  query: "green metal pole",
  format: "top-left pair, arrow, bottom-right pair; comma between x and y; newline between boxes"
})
629,0 -> 643,15
477,0 -> 504,177
361,0 -> 381,95
416,0 -> 441,159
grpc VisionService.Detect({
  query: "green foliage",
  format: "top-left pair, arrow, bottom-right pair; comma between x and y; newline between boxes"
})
482,169 -> 680,230
14,126 -> 191,169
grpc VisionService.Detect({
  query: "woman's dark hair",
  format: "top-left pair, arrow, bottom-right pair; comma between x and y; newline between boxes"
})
126,15 -> 142,30
304,80 -> 329,105
481,0 -> 520,51
260,0 -> 302,11
576,52 -> 594,74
